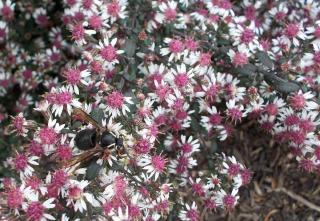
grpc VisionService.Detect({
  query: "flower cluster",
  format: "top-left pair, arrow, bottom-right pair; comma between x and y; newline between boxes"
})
1,0 -> 320,220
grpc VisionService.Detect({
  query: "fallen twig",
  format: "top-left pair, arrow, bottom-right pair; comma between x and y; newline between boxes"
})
275,187 -> 320,213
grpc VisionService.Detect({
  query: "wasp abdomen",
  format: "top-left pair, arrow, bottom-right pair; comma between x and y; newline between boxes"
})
75,128 -> 97,150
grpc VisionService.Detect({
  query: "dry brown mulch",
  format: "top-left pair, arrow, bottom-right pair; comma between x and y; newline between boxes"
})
213,123 -> 320,221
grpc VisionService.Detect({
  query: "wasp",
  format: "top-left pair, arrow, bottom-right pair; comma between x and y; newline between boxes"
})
65,108 -> 126,179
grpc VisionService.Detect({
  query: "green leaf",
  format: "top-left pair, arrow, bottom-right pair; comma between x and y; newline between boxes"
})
86,161 -> 103,180
235,63 -> 257,76
256,51 -> 274,69
90,108 -> 105,125
264,73 -> 300,93
124,38 -> 137,57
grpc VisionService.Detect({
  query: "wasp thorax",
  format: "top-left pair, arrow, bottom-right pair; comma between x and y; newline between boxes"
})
115,137 -> 124,147
100,131 -> 116,148
75,128 -> 97,150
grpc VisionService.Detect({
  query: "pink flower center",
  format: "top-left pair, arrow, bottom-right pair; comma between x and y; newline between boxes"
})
69,186 -> 82,199
83,0 -> 93,9
56,91 -> 72,105
275,12 -> 286,21
176,109 -> 188,120
289,94 -> 305,110
89,15 -> 102,29
52,170 -> 68,187
300,159 -> 314,172
107,2 -> 120,17
169,39 -> 184,53
64,69 -> 81,85
13,116 -> 24,133
284,23 -> 299,38
174,73 -> 189,87
184,38 -> 198,51
164,8 -> 177,21
284,114 -> 300,126
114,176 -> 127,195
209,113 -> 222,125
176,156 -> 188,174
232,52 -> 248,67
135,139 -> 151,154
100,45 -> 117,62
228,163 -> 240,176
192,183 -> 205,196
1,6 -> 13,21
26,176 -> 41,190
26,201 -> 44,221
29,141 -> 44,157
223,194 -> 236,210
72,24 -> 85,40
57,144 -> 72,161
199,53 -> 212,66
39,127 -> 58,145
181,143 -> 192,154
37,15 -> 49,27
227,108 -> 242,121
240,28 -> 255,44
186,208 -> 199,221
14,154 -> 28,170
244,5 -> 256,20
106,91 -> 124,109
151,155 -> 166,172
156,85 -> 171,101
7,188 -> 23,209
265,103 -> 278,115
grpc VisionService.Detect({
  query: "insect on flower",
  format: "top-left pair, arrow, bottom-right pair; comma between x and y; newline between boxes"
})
64,108 -> 126,179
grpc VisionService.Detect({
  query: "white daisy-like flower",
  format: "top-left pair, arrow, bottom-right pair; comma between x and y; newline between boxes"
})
155,1 -> 178,24
63,68 -> 91,95
201,106 -> 222,131
178,202 -> 199,221
65,180 -> 100,213
96,36 -> 124,67
160,38 -> 185,62
137,154 -> 167,180
13,154 -> 39,178
22,193 -> 56,221
100,90 -> 133,118
102,0 -> 128,24
50,86 -> 82,117
178,135 -> 200,156
165,63 -> 195,90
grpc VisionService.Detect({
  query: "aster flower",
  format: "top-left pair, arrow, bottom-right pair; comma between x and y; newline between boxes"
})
48,86 -> 82,117
216,188 -> 239,211
165,63 -> 194,90
100,90 -> 133,118
160,38 -> 185,62
138,154 -> 167,180
62,67 -> 91,95
281,22 -> 307,47
96,36 -> 124,67
227,45 -> 251,67
177,135 -> 200,156
11,154 -> 38,179
65,180 -> 100,213
155,1 -> 178,24
22,194 -> 55,221
179,202 -> 199,221
102,0 -> 128,24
